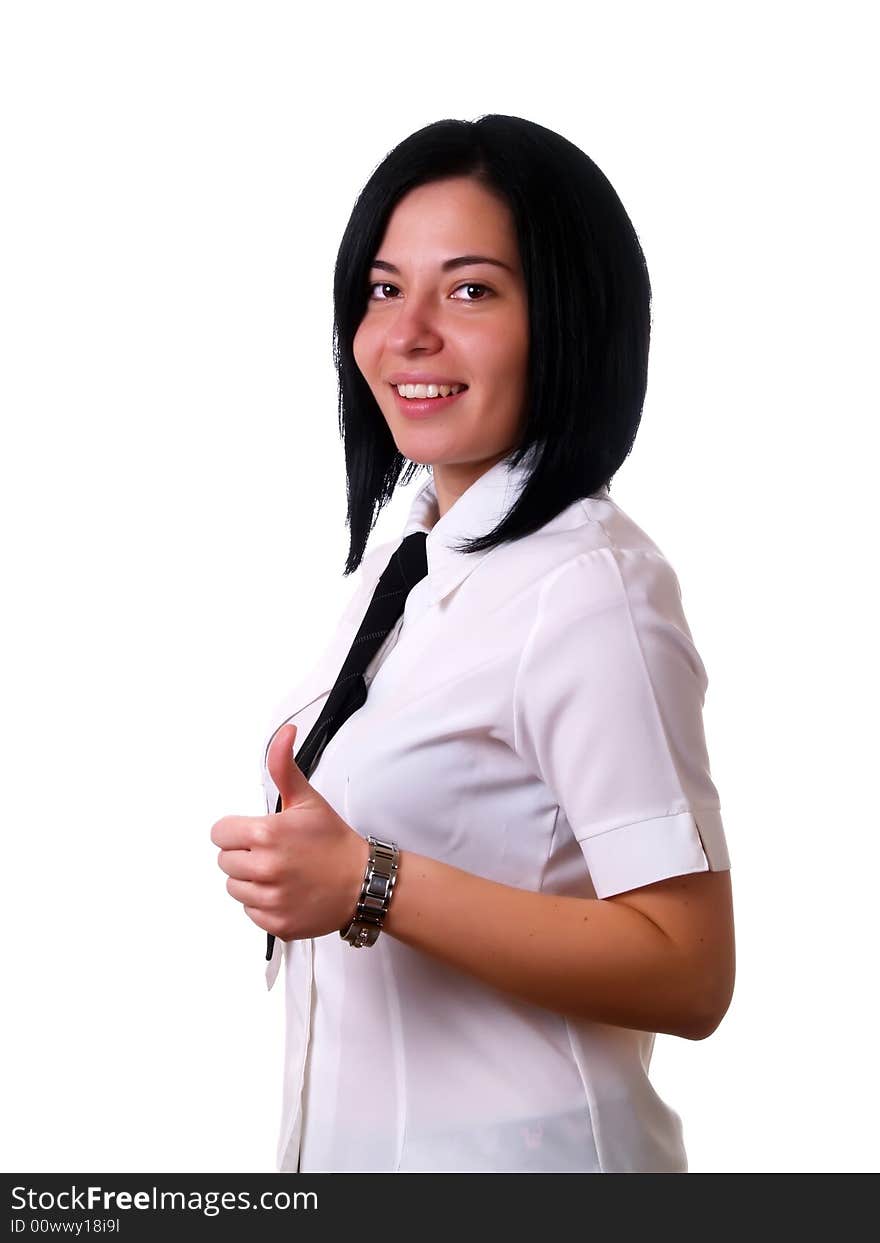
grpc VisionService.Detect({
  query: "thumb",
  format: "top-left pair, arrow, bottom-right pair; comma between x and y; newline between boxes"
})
267,722 -> 314,811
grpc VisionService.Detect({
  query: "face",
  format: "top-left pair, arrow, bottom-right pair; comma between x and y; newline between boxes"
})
353,175 -> 530,515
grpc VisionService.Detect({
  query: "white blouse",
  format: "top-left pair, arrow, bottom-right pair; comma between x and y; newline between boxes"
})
259,448 -> 730,1174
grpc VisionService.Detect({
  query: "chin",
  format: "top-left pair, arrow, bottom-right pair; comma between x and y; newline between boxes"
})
387,427 -> 447,464
397,446 -> 437,467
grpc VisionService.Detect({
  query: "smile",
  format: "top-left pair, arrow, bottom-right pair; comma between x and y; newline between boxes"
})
391,385 -> 468,418
394,382 -> 467,399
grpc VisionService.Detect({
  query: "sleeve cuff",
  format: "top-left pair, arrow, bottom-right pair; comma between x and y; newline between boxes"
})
576,805 -> 731,899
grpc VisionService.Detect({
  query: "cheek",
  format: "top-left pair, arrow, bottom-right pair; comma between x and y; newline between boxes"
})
512,322 -> 530,383
487,352 -> 528,405
352,319 -> 379,375
479,317 -> 529,386
352,323 -> 367,370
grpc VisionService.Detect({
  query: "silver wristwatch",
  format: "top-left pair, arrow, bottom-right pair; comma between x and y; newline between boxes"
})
339,836 -> 400,947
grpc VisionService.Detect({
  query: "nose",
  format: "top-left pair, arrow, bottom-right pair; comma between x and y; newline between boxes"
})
385,287 -> 444,353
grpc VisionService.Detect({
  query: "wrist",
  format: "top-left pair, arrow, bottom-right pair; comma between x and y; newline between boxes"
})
349,833 -> 370,911
339,835 -> 400,947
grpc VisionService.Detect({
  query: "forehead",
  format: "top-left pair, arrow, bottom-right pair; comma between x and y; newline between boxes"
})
375,177 -> 519,266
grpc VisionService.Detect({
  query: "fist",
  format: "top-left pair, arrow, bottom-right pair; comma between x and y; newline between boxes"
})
211,723 -> 369,942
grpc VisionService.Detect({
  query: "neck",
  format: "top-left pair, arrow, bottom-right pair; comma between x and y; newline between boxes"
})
432,450 -> 511,520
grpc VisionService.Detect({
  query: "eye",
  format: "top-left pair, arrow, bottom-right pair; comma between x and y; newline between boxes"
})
451,282 -> 492,302
367,282 -> 400,301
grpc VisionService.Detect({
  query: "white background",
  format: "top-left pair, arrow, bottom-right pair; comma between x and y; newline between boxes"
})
1,1 -> 877,1174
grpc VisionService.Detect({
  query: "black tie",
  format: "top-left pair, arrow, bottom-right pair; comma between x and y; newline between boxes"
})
266,530 -> 429,961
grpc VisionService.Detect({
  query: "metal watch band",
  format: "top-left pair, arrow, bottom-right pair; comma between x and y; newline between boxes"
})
339,836 -> 399,948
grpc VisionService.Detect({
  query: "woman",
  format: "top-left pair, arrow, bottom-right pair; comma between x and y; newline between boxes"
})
212,114 -> 735,1174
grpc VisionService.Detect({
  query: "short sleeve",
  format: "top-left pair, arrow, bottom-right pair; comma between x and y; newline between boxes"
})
512,547 -> 730,898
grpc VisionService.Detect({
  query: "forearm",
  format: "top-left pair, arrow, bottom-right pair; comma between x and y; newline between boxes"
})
383,850 -> 705,1039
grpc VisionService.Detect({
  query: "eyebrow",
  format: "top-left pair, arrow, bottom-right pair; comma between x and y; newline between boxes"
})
369,254 -> 515,275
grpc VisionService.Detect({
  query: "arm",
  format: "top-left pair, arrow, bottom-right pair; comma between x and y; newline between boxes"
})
419,548 -> 734,1040
229,723 -> 735,1037
384,852 -> 735,1041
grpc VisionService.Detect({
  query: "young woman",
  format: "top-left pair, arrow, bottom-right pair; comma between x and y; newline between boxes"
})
212,113 -> 735,1174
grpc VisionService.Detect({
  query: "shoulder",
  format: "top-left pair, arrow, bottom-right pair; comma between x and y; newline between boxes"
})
511,492 -> 686,628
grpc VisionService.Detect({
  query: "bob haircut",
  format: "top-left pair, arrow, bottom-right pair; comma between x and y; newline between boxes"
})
332,113 -> 652,576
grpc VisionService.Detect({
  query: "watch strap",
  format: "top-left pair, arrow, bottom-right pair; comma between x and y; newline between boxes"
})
339,836 -> 399,947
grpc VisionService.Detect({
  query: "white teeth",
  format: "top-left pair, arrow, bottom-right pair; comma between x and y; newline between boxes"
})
396,382 -> 465,399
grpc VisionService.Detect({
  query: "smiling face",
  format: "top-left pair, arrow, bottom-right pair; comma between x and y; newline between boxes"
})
353,175 -> 530,517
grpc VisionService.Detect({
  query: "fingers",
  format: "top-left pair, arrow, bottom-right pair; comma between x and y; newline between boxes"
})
226,875 -> 278,909
243,903 -> 278,936
210,814 -> 262,851
216,847 -> 273,883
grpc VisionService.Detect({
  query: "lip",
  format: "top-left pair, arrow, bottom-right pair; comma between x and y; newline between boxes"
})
391,384 -> 468,419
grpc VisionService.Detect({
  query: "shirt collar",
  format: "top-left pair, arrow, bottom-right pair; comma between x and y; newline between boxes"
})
400,445 -> 540,605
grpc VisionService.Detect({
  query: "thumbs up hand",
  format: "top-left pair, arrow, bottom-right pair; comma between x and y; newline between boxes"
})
211,723 -> 370,943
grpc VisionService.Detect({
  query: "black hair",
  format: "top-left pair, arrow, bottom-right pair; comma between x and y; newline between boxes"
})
332,113 -> 652,576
